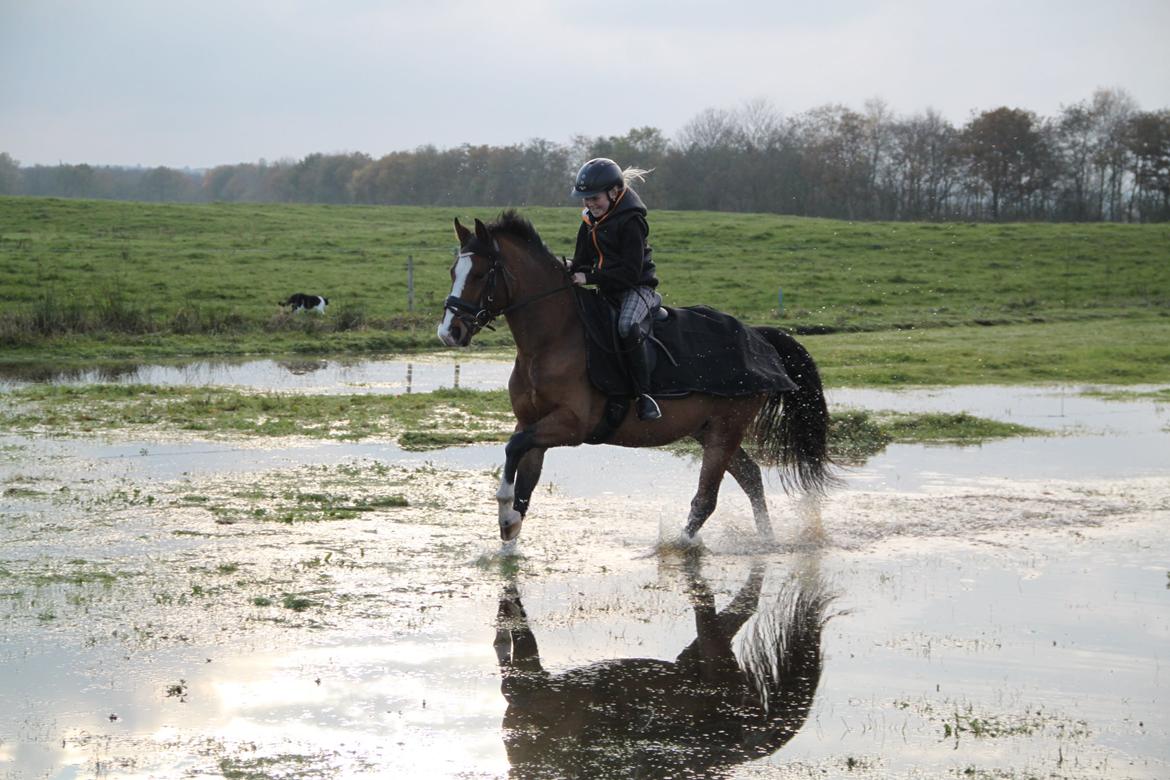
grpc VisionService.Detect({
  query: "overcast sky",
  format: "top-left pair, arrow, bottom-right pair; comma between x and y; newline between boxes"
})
2,0 -> 1168,169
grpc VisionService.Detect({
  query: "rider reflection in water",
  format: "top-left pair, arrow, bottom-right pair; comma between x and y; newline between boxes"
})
569,158 -> 663,422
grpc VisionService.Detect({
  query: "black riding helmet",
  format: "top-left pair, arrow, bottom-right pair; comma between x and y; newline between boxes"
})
570,158 -> 623,198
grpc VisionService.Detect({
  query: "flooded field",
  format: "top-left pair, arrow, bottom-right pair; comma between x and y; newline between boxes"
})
1,358 -> 1167,779
0,356 -> 514,397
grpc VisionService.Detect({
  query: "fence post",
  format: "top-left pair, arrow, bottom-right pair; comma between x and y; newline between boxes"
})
407,255 -> 414,313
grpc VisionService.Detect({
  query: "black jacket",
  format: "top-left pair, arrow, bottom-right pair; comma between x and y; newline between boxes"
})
570,187 -> 658,303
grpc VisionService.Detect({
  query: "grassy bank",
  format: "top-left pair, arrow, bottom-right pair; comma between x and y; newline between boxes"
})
2,196 -> 1167,385
814,315 -> 1170,386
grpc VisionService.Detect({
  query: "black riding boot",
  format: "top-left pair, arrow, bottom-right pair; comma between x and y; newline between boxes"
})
624,334 -> 661,422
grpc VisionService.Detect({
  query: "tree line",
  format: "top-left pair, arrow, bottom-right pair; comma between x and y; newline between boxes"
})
2,89 -> 1167,222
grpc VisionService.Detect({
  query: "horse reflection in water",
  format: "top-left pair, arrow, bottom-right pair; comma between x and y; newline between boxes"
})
493,560 -> 833,778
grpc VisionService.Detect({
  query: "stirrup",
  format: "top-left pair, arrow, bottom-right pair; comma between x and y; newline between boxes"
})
636,394 -> 661,421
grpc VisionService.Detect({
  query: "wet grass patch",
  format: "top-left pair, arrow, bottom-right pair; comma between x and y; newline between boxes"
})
398,430 -> 508,450
208,489 -> 410,525
942,705 -> 1090,744
179,494 -> 211,504
186,562 -> 244,577
895,698 -> 1091,746
281,593 -> 315,612
31,568 -> 119,587
0,561 -> 124,589
219,751 -> 346,780
358,495 -> 409,509
1081,387 -> 1170,403
879,411 -> 1041,445
1,473 -> 59,500
662,409 -> 1041,463
158,464 -> 431,532
2,485 -> 46,498
832,409 -> 1041,461
826,409 -> 891,462
0,384 -> 514,446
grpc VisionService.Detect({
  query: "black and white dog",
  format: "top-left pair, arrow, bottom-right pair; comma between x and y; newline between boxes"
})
279,293 -> 329,313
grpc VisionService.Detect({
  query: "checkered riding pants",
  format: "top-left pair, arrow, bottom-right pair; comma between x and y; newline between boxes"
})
617,287 -> 661,339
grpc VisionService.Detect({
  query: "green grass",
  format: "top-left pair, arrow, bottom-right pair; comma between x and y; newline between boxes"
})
942,705 -> 1090,742
280,593 -> 314,612
2,196 -> 1168,385
819,409 -> 1042,462
813,316 -> 1170,386
879,411 -> 1039,443
0,384 -> 513,441
0,561 -> 122,588
1080,387 -> 1170,402
219,752 -> 337,780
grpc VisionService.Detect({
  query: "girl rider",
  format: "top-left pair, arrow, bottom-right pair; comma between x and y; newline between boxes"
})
568,158 -> 662,421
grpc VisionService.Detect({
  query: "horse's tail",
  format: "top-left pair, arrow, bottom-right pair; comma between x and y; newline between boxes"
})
736,571 -> 835,755
751,326 -> 833,493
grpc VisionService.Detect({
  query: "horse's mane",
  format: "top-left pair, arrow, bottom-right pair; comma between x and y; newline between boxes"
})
487,210 -> 567,272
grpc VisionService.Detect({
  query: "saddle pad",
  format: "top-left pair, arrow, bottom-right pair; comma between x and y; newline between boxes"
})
575,289 -> 798,399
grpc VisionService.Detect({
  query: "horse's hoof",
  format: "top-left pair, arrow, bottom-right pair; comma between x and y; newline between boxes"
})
656,530 -> 705,554
500,513 -> 524,541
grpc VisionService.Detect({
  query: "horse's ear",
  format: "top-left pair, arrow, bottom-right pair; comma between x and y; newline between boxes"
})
454,218 -> 471,246
474,218 -> 491,244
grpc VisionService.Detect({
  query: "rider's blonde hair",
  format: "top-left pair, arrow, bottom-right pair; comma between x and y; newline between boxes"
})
621,166 -> 653,188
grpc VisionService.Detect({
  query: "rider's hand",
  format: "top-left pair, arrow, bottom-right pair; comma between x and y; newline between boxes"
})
571,272 -> 586,286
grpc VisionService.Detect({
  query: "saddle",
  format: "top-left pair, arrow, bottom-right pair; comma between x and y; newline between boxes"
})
574,288 -> 797,435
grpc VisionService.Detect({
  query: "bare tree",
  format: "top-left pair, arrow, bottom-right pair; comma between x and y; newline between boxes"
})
0,152 -> 20,194
961,107 -> 1052,220
889,110 -> 960,219
1124,110 -> 1170,221
1088,88 -> 1139,220
792,104 -> 872,219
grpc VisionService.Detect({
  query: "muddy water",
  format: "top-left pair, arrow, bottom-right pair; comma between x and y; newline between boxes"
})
1,360 -> 1168,778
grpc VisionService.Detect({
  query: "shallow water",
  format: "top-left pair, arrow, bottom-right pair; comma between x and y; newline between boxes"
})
0,356 -> 514,395
0,359 -> 1167,778
830,384 -> 1170,488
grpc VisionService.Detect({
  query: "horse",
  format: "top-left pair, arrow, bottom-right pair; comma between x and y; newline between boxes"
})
437,211 -> 831,542
492,557 -> 833,776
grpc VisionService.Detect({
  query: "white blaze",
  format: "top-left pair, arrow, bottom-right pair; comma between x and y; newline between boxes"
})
437,252 -> 474,345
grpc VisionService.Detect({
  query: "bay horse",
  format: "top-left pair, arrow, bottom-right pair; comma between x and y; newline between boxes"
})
493,557 -> 833,775
437,211 -> 830,542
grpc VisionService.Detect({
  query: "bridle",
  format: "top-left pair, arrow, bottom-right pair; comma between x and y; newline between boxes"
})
443,237 -> 573,337
443,237 -> 507,336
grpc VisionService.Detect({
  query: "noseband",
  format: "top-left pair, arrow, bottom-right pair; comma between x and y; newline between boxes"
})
443,238 -> 572,336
